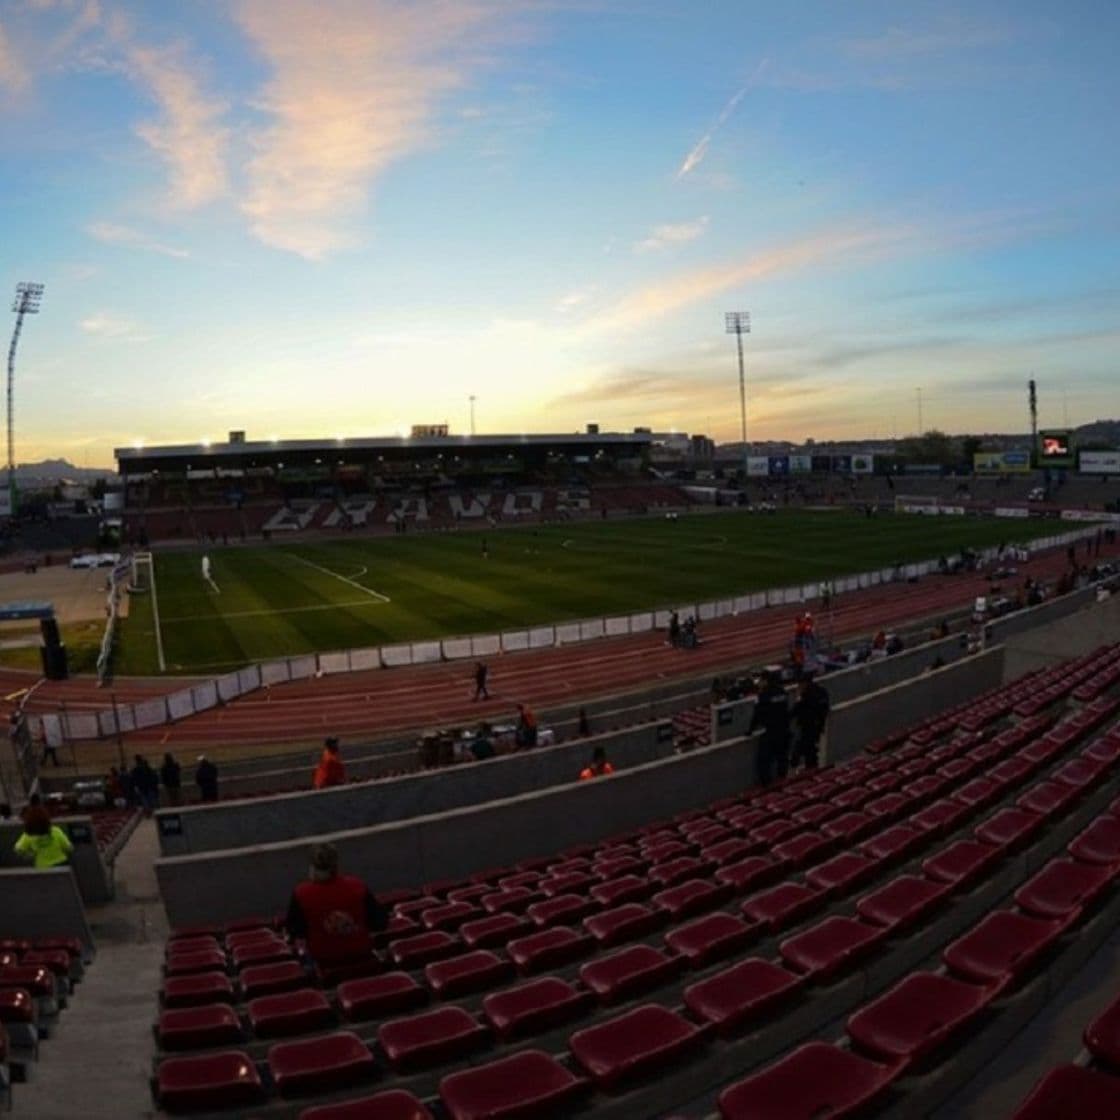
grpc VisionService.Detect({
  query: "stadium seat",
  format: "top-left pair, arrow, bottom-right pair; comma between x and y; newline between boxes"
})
701,838 -> 756,867
859,824 -> 925,864
1083,990 -> 1120,1070
715,855 -> 783,894
772,831 -> 833,869
446,884 -> 494,906
589,874 -> 655,907
683,958 -> 803,1036
540,871 -> 595,897
377,1006 -> 488,1072
158,1004 -> 245,1052
864,792 -> 912,823
910,800 -> 973,838
942,910 -> 1066,988
583,903 -> 667,947
1016,781 -> 1081,821
921,839 -> 1002,890
856,875 -> 951,934
1069,815 -> 1120,865
1009,1064 -> 1120,1119
579,944 -> 684,1005
847,972 -> 994,1068
1013,858 -> 1115,920
750,819 -> 801,846
459,912 -> 531,950
439,1049 -> 590,1119
19,948 -> 71,980
526,894 -> 598,929
165,950 -> 227,977
162,972 -> 236,1009
805,852 -> 878,897
974,807 -> 1044,854
424,950 -> 513,999
337,973 -> 428,1022
653,878 -> 732,920
166,935 -> 221,958
1052,756 -> 1111,791
239,961 -> 309,1000
778,916 -> 887,981
792,802 -> 841,828
568,1003 -> 707,1091
268,1031 -> 377,1097
718,1041 -> 901,1120
388,931 -> 461,969
298,1089 -> 434,1120
822,811 -> 877,845
508,927 -> 596,974
226,928 -> 280,950
481,887 -> 545,915
482,977 -> 594,1042
157,1050 -> 265,1112
741,883 -> 823,933
248,989 -> 334,1039
952,776 -> 1001,812
421,902 -> 481,933
664,911 -> 758,969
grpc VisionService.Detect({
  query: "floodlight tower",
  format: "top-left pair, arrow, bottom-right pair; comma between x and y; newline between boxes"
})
8,283 -> 44,518
725,311 -> 751,481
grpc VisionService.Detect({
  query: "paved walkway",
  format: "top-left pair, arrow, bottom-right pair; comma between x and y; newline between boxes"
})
16,820 -> 166,1119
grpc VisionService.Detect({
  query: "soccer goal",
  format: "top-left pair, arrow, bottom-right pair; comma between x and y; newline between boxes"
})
894,494 -> 943,515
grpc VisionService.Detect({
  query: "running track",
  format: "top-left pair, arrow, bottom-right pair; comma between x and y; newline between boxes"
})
4,539 -> 1112,750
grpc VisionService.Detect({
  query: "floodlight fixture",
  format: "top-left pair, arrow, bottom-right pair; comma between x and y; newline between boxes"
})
8,282 -> 45,517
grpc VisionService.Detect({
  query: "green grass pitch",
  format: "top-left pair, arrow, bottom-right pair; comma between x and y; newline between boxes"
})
116,509 -> 1063,674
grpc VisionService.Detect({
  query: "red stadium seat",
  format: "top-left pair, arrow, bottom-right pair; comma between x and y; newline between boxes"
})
377,1006 -> 488,1073
583,903 -> 667,947
952,776 -> 1001,812
822,811 -> 877,845
859,824 -> 925,864
298,1089 -> 434,1120
166,935 -> 221,958
910,800 -> 973,838
701,838 -> 757,867
388,931 -> 460,969
772,831 -> 833,869
718,1041 -> 901,1119
856,876 -> 951,934
683,958 -> 803,1036
1016,781 -> 1081,822
248,989 -> 334,1039
239,961 -> 309,1000
847,972 -> 994,1068
158,1005 -> 245,1051
0,989 -> 34,1025
162,971 -> 235,1009
653,878 -> 732,921
268,1031 -> 377,1097
157,1050 -> 264,1112
21,949 -> 73,978
715,855 -> 783,894
1069,815 -> 1120,865
589,874 -> 655,908
337,973 -> 428,1022
459,912 -> 530,950
1013,858 -> 1115,920
1010,1064 -> 1120,1119
482,977 -> 593,1042
649,856 -> 716,888
507,927 -> 595,974
778,916 -> 887,981
1051,756 -> 1111,791
540,871 -> 595,897
1083,990 -> 1120,1070
664,912 -> 759,969
569,1003 -> 707,1091
421,902 -> 481,933
942,910 -> 1066,988
974,807 -> 1044,854
439,1049 -> 590,1120
805,852 -> 878,897
481,887 -> 544,915
922,840 -> 1001,890
424,950 -> 513,999
579,944 -> 684,1005
165,950 -> 227,977
230,940 -> 293,970
741,883 -> 823,934
446,884 -> 493,905
526,894 -> 598,929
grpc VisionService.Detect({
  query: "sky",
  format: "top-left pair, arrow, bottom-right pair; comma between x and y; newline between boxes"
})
1,0 -> 1118,467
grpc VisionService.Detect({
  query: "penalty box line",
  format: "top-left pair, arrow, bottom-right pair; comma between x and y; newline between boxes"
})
287,553 -> 392,603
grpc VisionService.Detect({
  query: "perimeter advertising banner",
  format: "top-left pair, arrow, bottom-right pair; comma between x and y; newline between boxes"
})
789,454 -> 813,473
747,456 -> 770,477
974,450 -> 1032,473
851,454 -> 874,474
1038,429 -> 1074,468
768,456 -> 789,475
831,455 -> 852,473
1079,451 -> 1120,475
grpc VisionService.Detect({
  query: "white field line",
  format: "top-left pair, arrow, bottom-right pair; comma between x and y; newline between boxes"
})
150,557 -> 167,672
287,553 -> 392,603
161,599 -> 380,623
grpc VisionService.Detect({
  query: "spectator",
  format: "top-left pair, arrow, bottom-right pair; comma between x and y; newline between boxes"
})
285,842 -> 388,968
577,708 -> 591,737
515,703 -> 538,748
314,737 -> 347,790
468,723 -> 495,761
160,752 -> 182,806
13,804 -> 73,869
579,746 -> 615,780
473,661 -> 490,701
131,754 -> 160,815
668,610 -> 681,647
106,767 -> 126,807
791,674 -> 830,770
195,754 -> 219,802
748,671 -> 791,787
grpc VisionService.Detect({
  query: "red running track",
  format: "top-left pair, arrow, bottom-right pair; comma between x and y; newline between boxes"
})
3,541 -> 1112,749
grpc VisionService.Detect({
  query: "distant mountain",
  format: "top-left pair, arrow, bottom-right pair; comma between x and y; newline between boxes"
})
1073,419 -> 1120,446
14,459 -> 116,483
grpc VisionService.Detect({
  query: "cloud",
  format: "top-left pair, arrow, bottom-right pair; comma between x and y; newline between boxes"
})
79,312 -> 152,341
676,60 -> 767,179
840,20 -> 1010,60
555,286 -> 595,313
634,216 -> 709,253
86,221 -> 189,258
235,0 -> 521,258
0,19 -> 30,92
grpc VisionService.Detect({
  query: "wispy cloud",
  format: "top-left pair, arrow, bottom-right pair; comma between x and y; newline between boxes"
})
235,0 -> 522,258
676,60 -> 767,180
86,221 -> 190,258
634,216 -> 709,253
555,286 -> 596,313
79,311 -> 152,342
0,19 -> 30,92
840,20 -> 1010,60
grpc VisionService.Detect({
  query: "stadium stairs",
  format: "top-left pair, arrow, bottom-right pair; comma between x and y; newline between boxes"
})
141,645 -> 1120,1118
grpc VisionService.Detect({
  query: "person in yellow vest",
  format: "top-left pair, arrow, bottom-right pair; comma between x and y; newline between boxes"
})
13,803 -> 73,869
579,746 -> 615,781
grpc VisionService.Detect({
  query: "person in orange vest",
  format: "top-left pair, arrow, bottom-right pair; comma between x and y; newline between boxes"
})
285,843 -> 387,967
313,737 -> 347,789
579,746 -> 615,780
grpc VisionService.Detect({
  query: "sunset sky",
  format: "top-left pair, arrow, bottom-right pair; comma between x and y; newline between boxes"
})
1,0 -> 1118,466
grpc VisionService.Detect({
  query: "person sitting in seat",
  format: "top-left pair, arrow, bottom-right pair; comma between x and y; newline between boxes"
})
313,737 -> 347,789
579,746 -> 615,780
286,843 -> 388,968
13,797 -> 73,869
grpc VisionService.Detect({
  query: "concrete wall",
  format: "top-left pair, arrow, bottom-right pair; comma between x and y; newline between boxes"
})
825,648 -> 1005,763
1002,592 -> 1120,679
156,718 -> 676,857
0,815 -> 115,904
0,867 -> 94,951
985,586 -> 1098,649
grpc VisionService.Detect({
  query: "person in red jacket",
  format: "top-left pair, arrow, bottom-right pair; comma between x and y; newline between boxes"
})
285,843 -> 387,966
579,746 -> 615,780
313,737 -> 346,789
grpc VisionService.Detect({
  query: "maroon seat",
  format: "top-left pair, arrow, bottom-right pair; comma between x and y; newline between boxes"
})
569,1003 -> 707,1090
21,949 -> 73,978
910,800 -> 973,837
34,935 -> 82,959
821,811 -> 876,844
922,840 -> 1001,890
230,939 -> 293,969
942,910 -> 1066,988
439,1049 -> 590,1120
589,875 -> 654,908
1052,756 -> 1111,790
421,902 -> 480,933
590,856 -> 646,880
226,927 -> 280,950
1013,858 -> 1114,920
298,1089 -> 434,1120
642,839 -> 691,863
847,971 -> 994,1068
540,871 -> 595,897
856,875 -> 950,934
903,774 -> 950,803
583,903 -> 667,947
157,1050 -> 265,1112
805,852 -> 877,897
458,912 -> 530,950
579,944 -> 684,1005
779,916 -> 886,981
0,989 -> 34,1024
953,776 -> 1001,811
225,916 -> 273,935
388,931 -> 460,969
1069,816 -> 1120,865
701,838 -> 756,866
1009,1064 -> 1120,1119
507,927 -> 595,974
740,883 -> 822,934
792,802 -> 841,827
832,787 -> 872,811
424,950 -> 513,999
496,871 -> 542,891
337,973 -> 427,1022
664,912 -> 758,969
649,856 -> 715,888
864,792 -> 911,822
772,831 -> 833,869
446,884 -> 493,906
482,977 -> 593,1042
653,878 -> 732,921
974,807 -> 1044,854
268,1031 -> 377,1097
715,856 -> 782,894
526,894 -> 598,929
750,819 -> 800,846
859,824 -> 925,864
166,935 -> 221,958
1016,781 -> 1081,821
165,949 -> 227,977
989,755 -> 1034,789
683,957 -> 802,1036
1084,990 -> 1120,1070
718,1041 -> 900,1119
248,989 -> 334,1039
239,961 -> 309,999
377,1006 -> 488,1072
481,887 -> 544,915
162,971 -> 235,1009
158,1005 -> 244,1051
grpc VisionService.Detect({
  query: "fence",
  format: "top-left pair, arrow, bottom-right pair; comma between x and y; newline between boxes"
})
36,526 -> 1103,745
95,555 -> 134,685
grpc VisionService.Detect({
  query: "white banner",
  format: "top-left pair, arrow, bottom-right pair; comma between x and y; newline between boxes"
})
1079,451 -> 1120,474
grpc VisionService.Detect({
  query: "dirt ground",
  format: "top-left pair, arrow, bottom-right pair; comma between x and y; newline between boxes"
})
0,562 -> 118,624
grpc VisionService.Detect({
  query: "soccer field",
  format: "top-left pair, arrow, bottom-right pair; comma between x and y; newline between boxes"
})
116,510 -> 1061,674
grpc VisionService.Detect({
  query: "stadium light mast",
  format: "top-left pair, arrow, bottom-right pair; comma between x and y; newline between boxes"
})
7,283 -> 44,518
725,311 -> 751,481
469,395 -> 476,436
